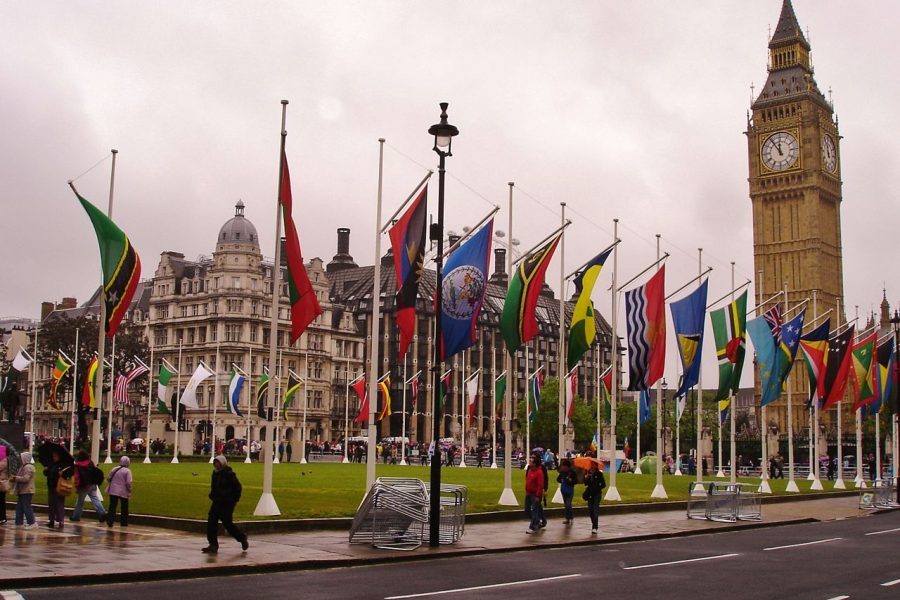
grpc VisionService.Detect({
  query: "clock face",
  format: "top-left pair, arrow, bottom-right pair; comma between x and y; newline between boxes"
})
761,131 -> 799,172
821,134 -> 837,173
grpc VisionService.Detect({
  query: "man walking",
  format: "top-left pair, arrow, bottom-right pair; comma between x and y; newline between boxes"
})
202,455 -> 249,554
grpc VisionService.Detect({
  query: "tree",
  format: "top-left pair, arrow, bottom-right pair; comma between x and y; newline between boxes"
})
515,377 -> 599,451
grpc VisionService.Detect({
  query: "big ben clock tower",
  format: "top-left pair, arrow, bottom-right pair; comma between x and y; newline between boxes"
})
747,0 -> 845,429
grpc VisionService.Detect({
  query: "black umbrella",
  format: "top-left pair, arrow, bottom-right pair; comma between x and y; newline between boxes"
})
36,441 -> 74,468
0,437 -> 20,474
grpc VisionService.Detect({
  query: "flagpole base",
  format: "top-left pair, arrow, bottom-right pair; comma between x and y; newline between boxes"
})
253,492 -> 281,516
458,461 -> 467,468
650,484 -> 668,499
810,478 -> 824,491
634,466 -> 643,475
758,480 -> 772,494
104,455 -> 113,464
715,470 -> 725,478
244,455 -> 252,464
785,479 -> 799,493
604,486 -> 622,502
551,485 -> 563,504
691,482 -> 708,497
806,472 -> 815,480
300,458 -> 308,464
490,462 -> 498,469
674,468 -> 683,476
170,456 -> 180,464
274,457 -> 280,464
342,457 -> 350,464
854,478 -> 867,489
208,456 -> 215,464
498,487 -> 519,506
142,457 -> 152,464
399,459 -> 408,466
833,478 -> 846,489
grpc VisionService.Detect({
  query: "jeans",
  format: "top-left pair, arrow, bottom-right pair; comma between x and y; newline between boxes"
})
526,494 -> 544,531
207,502 -> 247,548
561,490 -> 574,521
587,493 -> 601,529
107,495 -> 129,526
72,485 -> 107,520
15,493 -> 36,525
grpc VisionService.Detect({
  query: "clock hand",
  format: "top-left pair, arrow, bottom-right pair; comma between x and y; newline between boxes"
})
776,143 -> 783,157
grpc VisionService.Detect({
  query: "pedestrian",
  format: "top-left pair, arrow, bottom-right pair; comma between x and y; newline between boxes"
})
71,450 -> 107,523
105,456 -> 132,527
202,455 -> 249,554
43,448 -> 70,529
556,459 -> 576,525
524,454 -> 545,534
278,441 -> 285,462
11,451 -> 37,528
286,441 -> 293,463
583,460 -> 606,535
826,454 -> 835,480
0,446 -> 9,524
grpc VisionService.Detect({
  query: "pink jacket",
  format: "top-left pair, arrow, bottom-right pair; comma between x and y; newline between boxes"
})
106,461 -> 133,498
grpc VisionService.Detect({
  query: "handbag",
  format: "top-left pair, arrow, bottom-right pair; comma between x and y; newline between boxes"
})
56,472 -> 73,497
582,489 -> 591,501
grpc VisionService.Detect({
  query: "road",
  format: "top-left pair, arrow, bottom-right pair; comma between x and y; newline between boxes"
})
9,510 -> 900,600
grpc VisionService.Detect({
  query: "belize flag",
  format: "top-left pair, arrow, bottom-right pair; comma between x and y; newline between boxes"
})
440,219 -> 494,359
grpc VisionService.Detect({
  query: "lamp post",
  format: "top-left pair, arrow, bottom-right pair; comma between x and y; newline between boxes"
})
661,379 -> 668,457
428,102 -> 459,548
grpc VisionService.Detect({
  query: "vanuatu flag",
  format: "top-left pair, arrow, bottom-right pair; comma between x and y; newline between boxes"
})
822,326 -> 855,411
624,266 -> 666,391
500,233 -> 561,355
710,290 -> 748,402
283,371 -> 302,417
875,338 -> 896,414
71,184 -> 141,338
256,370 -> 270,419
48,355 -> 71,410
567,248 -> 613,371
389,185 -> 428,359
850,331 -> 877,412
81,356 -> 99,409
669,278 -> 708,413
280,149 -> 323,344
799,319 -> 829,408
377,376 -> 392,421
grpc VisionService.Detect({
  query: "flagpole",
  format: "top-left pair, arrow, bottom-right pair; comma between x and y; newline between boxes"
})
301,348 -> 309,464
491,331 -> 498,469
343,354 -> 351,464
674,349 -> 682,476
274,349 -> 283,464
254,100 -> 288,516
834,297 -> 846,490
554,202 -> 566,501
757,276 -> 772,494
209,341 -> 220,463
729,262 -> 737,485
105,336 -> 116,464
365,138 -> 385,492
634,389 -> 643,475
245,347 -> 253,463
785,281 -> 800,493
605,218 -> 621,502
596,341 -> 602,461
172,340 -> 183,464
694,248 -> 705,492
69,328 -> 79,455
399,355 -> 408,465
525,343 -> 531,459
459,351 -> 467,468
875,409 -> 882,483
810,290 -> 824,490
498,181 -> 518,506
144,344 -> 154,464
853,306 -> 866,489
651,234 -> 667,499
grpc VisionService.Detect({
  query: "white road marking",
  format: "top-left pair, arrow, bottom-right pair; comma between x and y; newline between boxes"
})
825,595 -> 849,600
384,574 -> 581,599
763,537 -> 841,551
881,578 -> 900,587
623,553 -> 739,570
865,527 -> 900,536
0,591 -> 26,600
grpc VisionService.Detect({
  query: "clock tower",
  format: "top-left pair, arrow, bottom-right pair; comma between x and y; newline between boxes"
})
747,0 -> 845,430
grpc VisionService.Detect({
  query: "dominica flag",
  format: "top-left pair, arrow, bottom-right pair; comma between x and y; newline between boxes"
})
70,183 -> 141,338
351,376 -> 368,423
799,319 -> 830,408
850,331 -> 877,412
283,371 -> 302,418
377,376 -> 392,421
500,233 -> 561,355
256,370 -> 270,419
389,184 -> 428,359
710,290 -> 748,402
567,247 -> 613,371
48,354 -> 72,410
280,148 -> 323,344
156,359 -> 177,415
81,356 -> 99,409
227,368 -> 246,417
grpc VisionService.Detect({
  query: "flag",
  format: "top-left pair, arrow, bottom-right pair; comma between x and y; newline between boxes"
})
81,356 -> 99,409
283,371 -> 302,418
822,326 -> 854,411
179,363 -> 213,409
466,374 -> 479,424
564,368 -> 577,426
710,290 -> 748,401
47,355 -> 71,410
600,366 -> 612,422
156,360 -> 176,415
777,309 -> 805,385
763,303 -> 784,343
377,376 -> 392,421
441,220 -> 493,360
590,431 -> 599,453
256,370 -> 270,419
567,248 -> 613,371
669,279 -> 709,417
227,369 -> 245,417
500,233 -> 562,355
528,369 -> 545,422
748,316 -> 780,407
494,373 -> 507,407
799,319 -> 830,408
625,265 -> 666,391
280,149 -> 323,344
351,376 -> 368,423
114,359 -> 149,408
71,186 -> 141,338
875,338 -> 896,414
718,397 -> 730,424
12,350 -> 32,372
850,331 -> 877,412
638,389 -> 652,425
389,186 -> 428,359
438,370 -> 452,412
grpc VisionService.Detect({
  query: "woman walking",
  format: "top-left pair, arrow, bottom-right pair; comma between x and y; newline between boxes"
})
556,459 -> 576,525
43,449 -> 69,529
583,461 -> 606,535
11,451 -> 37,528
524,454 -> 545,534
106,456 -> 133,527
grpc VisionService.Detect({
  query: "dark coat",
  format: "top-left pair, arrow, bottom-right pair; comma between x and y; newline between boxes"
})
209,466 -> 242,506
584,469 -> 606,498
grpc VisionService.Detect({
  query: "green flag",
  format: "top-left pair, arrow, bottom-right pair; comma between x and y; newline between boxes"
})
494,373 -> 507,408
567,248 -> 612,371
156,361 -> 175,415
500,234 -> 561,354
709,290 -> 748,403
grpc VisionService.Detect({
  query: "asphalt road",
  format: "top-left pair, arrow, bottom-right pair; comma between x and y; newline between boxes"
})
10,511 -> 900,600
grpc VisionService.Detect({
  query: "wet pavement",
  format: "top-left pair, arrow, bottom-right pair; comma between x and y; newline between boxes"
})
0,495 -> 876,587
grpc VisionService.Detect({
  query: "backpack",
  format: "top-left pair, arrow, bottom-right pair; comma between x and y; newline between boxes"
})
89,465 -> 105,485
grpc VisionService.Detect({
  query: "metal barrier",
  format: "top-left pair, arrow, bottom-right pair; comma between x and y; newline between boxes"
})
736,485 -> 762,521
874,477 -> 899,509
705,482 -> 740,522
686,481 -> 710,520
697,482 -> 762,522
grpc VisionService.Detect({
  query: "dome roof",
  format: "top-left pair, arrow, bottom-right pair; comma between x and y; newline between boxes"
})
217,200 -> 260,250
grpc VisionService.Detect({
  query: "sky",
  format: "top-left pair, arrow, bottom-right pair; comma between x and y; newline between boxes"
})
2,1 -> 898,387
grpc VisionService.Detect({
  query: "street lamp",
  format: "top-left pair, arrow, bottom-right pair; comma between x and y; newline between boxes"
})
428,102 -> 458,548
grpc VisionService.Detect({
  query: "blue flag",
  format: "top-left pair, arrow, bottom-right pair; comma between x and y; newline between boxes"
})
440,220 -> 494,359
669,279 -> 708,419
777,309 -> 805,386
639,389 -> 652,425
748,316 -> 780,407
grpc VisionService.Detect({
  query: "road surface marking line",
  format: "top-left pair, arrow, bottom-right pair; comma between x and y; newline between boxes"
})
0,592 -> 26,600
623,553 -> 739,570
865,527 -> 900,536
384,574 -> 581,599
763,537 -> 841,551
882,578 -> 900,587
825,596 -> 849,600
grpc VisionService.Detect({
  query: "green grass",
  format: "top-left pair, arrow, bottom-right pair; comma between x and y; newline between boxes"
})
32,462 -> 839,521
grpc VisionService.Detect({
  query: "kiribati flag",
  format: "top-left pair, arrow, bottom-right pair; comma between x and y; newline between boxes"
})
440,220 -> 493,360
625,266 -> 666,391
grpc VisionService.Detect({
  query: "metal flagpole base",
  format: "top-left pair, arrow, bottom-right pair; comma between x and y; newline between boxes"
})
490,462 -> 498,469
143,456 -> 152,464
458,460 -> 467,468
209,455 -> 215,464
300,458 -> 308,464
807,471 -> 815,480
650,484 -> 668,499
758,479 -> 772,494
551,485 -> 563,504
604,486 -> 622,502
342,457 -> 350,464
498,487 -> 519,506
854,478 -> 867,489
104,454 -> 113,464
171,456 -> 180,464
833,478 -> 846,489
810,478 -> 824,491
399,459 -> 408,466
633,466 -> 643,475
253,492 -> 281,516
244,455 -> 252,464
691,483 -> 707,497
674,468 -> 683,476
715,469 -> 725,478
785,479 -> 800,493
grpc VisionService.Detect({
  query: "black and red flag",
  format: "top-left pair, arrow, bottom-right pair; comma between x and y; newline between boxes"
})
821,325 -> 854,411
388,186 -> 428,359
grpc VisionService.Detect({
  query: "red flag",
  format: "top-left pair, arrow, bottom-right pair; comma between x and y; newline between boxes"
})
822,326 -> 854,411
352,376 -> 368,423
388,187 -> 427,359
280,149 -> 322,344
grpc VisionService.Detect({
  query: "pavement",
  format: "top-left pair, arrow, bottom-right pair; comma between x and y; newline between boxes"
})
0,492 -> 887,588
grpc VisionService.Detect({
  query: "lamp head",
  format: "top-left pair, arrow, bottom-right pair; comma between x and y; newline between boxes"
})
428,102 -> 459,157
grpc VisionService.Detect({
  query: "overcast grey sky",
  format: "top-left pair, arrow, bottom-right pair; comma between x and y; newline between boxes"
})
2,1 -> 897,386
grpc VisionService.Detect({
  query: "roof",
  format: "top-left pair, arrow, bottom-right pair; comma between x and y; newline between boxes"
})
43,280 -> 151,324
770,0 -> 809,50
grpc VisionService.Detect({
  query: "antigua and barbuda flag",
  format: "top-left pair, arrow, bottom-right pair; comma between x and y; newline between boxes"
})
441,219 -> 493,360
389,185 -> 428,359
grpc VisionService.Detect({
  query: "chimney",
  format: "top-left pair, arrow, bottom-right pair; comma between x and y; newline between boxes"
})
337,227 -> 350,255
448,234 -> 461,248
41,302 -> 55,321
327,227 -> 358,273
494,248 -> 506,276
280,237 -> 287,266
60,297 -> 78,310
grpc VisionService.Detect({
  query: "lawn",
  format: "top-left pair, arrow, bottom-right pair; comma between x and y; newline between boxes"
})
31,461 -> 838,521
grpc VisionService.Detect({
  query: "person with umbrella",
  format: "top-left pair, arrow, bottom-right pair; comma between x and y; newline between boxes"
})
39,442 -> 73,529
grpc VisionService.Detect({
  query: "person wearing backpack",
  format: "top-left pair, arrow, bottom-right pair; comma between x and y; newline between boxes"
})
105,456 -> 132,527
71,450 -> 107,523
202,455 -> 248,554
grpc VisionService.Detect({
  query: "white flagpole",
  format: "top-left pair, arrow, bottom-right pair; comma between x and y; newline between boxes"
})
68,328 -> 80,455
834,297 -> 846,489
634,391 -> 643,475
28,332 -> 38,453
300,348 -> 309,464
808,293 -> 816,482
343,354 -> 351,464
365,138 -> 385,491
498,182 -> 518,506
245,347 -> 253,464
784,284 -> 797,492
674,351 -> 683,476
491,331 -> 498,469
144,345 -> 154,464
875,411 -> 882,483
557,202 -> 566,462
401,354 -> 409,466
275,349 -> 283,464
105,336 -> 116,464
460,351 -> 467,468
172,340 -> 183,464
693,247 -> 705,491
605,218 -> 622,502
209,342 -> 221,463
758,278 -> 772,494
525,344 -> 531,459
811,290 -> 824,490
651,234 -> 667,499
729,262 -> 737,485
